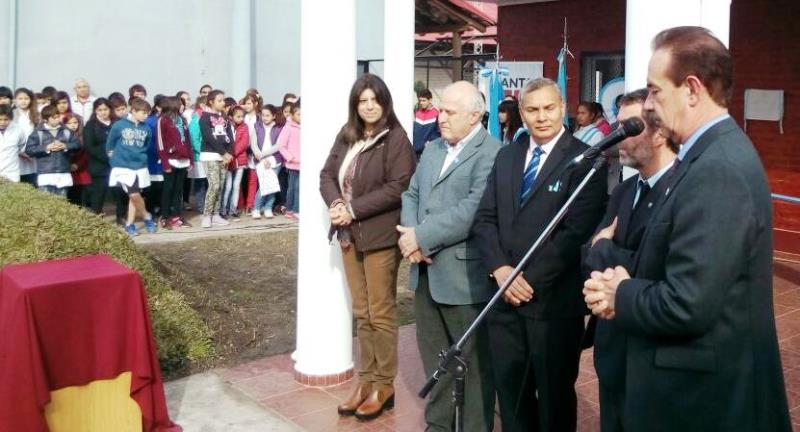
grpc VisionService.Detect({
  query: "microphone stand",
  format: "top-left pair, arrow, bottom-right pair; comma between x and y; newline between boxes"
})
418,156 -> 608,432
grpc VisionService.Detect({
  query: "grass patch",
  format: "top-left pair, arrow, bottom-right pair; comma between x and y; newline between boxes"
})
0,180 -> 213,373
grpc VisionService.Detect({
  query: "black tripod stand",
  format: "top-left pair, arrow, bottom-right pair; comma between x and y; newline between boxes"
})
418,157 -> 607,432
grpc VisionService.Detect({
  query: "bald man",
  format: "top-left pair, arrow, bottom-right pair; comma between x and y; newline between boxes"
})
474,77 -> 608,431
399,81 -> 499,431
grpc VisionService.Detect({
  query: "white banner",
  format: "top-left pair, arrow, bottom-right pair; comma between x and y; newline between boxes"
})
479,61 -> 544,101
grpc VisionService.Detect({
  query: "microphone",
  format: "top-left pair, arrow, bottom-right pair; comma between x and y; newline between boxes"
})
571,117 -> 645,165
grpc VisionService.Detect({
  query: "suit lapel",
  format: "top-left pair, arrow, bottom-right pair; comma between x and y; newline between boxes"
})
615,180 -> 637,246
519,133 -> 569,209
432,128 -> 486,188
631,119 -> 735,271
510,139 -> 528,215
428,141 -> 449,190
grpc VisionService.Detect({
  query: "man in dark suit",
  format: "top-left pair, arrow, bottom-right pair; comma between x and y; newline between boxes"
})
473,77 -> 608,431
583,26 -> 791,431
582,88 -> 678,432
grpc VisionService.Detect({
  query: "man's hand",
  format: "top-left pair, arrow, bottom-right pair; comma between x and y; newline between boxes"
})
46,142 -> 62,152
493,265 -> 534,306
592,217 -> 618,247
407,250 -> 433,265
396,225 -> 420,257
583,266 -> 631,319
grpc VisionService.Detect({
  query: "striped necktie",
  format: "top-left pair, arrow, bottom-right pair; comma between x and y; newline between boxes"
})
520,146 -> 545,204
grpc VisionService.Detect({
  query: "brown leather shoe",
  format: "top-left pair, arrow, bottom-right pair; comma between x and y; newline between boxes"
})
354,388 -> 395,421
337,383 -> 372,416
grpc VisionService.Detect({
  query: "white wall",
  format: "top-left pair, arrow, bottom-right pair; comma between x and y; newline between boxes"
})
1,0 -> 388,104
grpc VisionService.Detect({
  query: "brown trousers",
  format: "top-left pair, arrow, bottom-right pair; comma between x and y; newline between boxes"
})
341,246 -> 401,391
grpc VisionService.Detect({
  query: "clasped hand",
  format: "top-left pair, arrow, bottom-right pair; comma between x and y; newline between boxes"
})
395,225 -> 432,265
582,266 -> 630,320
329,202 -> 353,226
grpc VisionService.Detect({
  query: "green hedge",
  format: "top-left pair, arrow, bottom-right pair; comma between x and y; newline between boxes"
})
0,179 -> 213,373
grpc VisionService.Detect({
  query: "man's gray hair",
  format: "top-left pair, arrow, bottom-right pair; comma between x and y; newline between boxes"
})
470,87 -> 486,115
520,77 -> 562,101
73,78 -> 89,88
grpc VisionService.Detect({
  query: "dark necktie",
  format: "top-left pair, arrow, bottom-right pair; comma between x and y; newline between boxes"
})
520,146 -> 544,204
633,179 -> 651,212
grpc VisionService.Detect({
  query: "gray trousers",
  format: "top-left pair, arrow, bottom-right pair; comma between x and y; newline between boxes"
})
414,271 -> 495,431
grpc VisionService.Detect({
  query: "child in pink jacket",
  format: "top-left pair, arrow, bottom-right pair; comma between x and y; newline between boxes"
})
277,102 -> 301,218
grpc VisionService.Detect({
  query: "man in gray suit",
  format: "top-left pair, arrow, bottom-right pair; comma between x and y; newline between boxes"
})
398,81 -> 499,431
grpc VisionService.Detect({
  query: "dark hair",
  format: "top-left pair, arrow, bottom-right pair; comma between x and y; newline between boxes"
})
41,86 -> 57,99
290,99 -> 301,115
578,101 -> 602,121
498,100 -> 523,142
224,97 -> 237,109
109,97 -> 127,112
206,90 -> 225,108
90,97 -> 113,122
176,90 -> 189,100
618,88 -> 649,107
228,105 -> 245,120
13,88 -> 39,125
108,92 -> 126,104
160,96 -> 183,119
282,93 -> 297,104
151,94 -> 167,115
128,84 -> 147,99
261,104 -> 279,122
0,104 -> 13,118
52,91 -> 72,114
591,102 -> 606,121
199,84 -> 213,93
0,86 -> 11,100
130,97 -> 152,113
342,74 -> 399,144
41,105 -> 59,120
417,88 -> 432,99
652,26 -> 732,107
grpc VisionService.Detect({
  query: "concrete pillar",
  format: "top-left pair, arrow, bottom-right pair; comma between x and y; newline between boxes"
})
383,0 -> 415,139
623,0 -> 731,179
230,0 -> 253,98
294,0 -> 356,386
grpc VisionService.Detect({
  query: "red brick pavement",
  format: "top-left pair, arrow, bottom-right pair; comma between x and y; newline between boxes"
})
215,257 -> 800,431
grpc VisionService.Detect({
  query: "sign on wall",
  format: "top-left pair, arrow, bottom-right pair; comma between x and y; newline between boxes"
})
479,61 -> 544,100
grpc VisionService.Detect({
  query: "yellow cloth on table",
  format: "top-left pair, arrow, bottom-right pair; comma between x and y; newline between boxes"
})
44,371 -> 142,432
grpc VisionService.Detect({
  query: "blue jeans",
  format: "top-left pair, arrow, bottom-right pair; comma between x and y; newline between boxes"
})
254,167 -> 281,211
222,167 -> 245,214
38,185 -> 68,197
286,169 -> 300,213
193,178 -> 208,211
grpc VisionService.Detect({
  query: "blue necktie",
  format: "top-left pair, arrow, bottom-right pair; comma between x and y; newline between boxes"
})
520,146 -> 544,204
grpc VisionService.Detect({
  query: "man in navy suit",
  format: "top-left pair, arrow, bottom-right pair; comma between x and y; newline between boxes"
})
583,26 -> 791,431
582,88 -> 678,431
473,78 -> 608,431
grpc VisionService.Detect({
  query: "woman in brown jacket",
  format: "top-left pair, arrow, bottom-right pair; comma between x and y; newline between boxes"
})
320,74 -> 416,421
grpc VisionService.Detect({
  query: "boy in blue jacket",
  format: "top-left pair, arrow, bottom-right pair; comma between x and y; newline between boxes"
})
24,105 -> 80,197
106,98 -> 156,237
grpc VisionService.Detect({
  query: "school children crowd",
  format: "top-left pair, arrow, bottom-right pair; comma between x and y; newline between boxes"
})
0,79 -> 302,236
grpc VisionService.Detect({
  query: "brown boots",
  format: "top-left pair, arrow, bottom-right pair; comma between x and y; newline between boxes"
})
337,384 -> 395,421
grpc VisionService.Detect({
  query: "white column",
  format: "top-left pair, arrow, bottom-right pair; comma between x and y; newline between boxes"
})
294,0 -> 356,380
230,0 -> 252,98
623,0 -> 731,179
383,0 -> 415,140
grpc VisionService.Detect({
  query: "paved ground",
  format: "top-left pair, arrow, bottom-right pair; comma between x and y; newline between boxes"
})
163,256 -> 800,431
120,212 -> 297,245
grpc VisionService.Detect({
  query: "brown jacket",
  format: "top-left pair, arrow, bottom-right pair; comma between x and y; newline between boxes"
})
320,126 -> 416,252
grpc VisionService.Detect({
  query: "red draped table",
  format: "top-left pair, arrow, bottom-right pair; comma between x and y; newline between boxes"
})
0,254 -> 181,431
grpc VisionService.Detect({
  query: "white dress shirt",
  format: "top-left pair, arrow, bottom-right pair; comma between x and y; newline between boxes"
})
524,127 -> 565,178
440,124 -> 482,177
